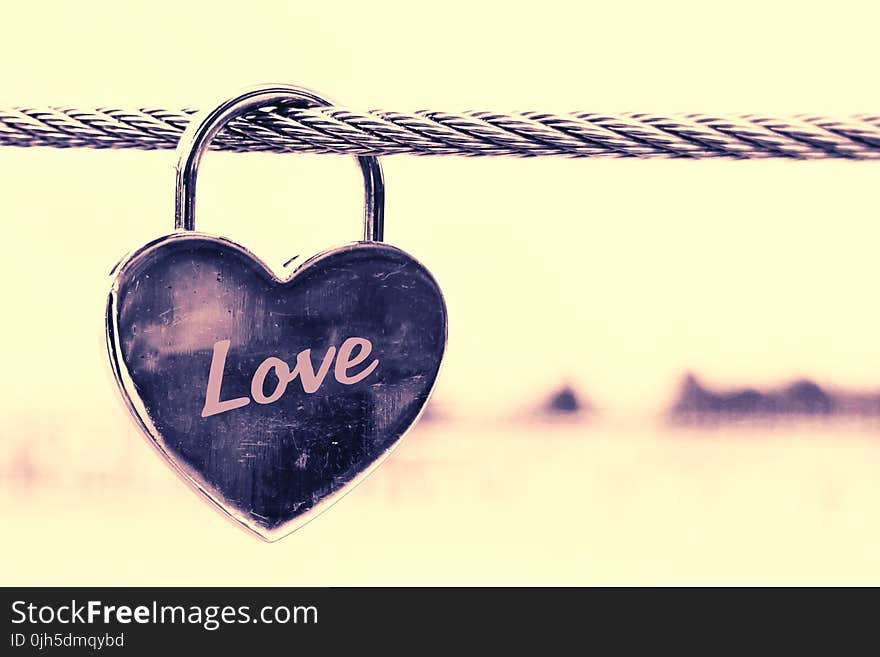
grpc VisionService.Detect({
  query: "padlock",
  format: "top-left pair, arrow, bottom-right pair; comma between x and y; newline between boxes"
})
106,84 -> 447,541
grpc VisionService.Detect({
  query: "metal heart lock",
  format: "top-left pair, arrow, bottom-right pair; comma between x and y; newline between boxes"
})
106,84 -> 448,541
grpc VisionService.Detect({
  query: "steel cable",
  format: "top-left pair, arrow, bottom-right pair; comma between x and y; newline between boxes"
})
0,105 -> 878,159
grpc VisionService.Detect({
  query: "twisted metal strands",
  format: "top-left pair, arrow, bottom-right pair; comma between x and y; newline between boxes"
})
0,105 -> 879,159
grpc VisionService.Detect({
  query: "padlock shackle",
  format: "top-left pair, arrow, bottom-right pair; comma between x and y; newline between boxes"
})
174,84 -> 384,241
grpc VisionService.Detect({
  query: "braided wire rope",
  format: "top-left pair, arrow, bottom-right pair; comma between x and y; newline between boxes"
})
0,104 -> 879,159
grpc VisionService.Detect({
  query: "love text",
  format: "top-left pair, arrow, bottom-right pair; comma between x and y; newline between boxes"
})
201,337 -> 379,418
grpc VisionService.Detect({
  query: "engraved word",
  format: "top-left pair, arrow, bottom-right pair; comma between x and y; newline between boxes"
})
202,337 -> 379,418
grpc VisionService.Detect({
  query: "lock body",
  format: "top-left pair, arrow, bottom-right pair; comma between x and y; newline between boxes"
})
108,232 -> 446,539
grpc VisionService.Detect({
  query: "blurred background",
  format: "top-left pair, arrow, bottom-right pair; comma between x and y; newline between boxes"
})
1,0 -> 880,585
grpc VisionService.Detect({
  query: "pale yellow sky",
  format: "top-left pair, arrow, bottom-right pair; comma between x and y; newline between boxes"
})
1,0 -> 878,112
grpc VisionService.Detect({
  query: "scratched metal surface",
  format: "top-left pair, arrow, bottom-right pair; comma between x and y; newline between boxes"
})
109,235 -> 446,539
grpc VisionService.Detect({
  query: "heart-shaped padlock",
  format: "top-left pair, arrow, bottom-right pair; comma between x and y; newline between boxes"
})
106,84 -> 447,541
